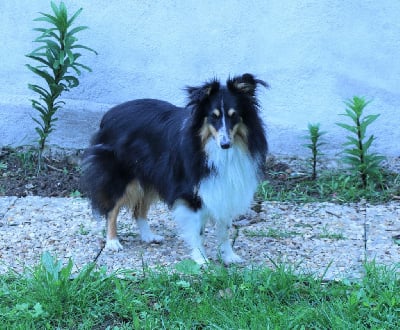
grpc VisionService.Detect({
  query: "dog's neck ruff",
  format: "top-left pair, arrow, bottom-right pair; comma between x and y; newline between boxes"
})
198,141 -> 258,222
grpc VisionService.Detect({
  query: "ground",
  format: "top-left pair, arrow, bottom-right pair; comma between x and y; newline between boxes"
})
0,146 -> 294,198
0,147 -> 82,197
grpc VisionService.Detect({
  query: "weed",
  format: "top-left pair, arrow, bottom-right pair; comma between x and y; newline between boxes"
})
26,1 -> 96,170
69,189 -> 82,198
78,223 -> 89,235
336,96 -> 385,188
317,225 -> 345,240
303,123 -> 326,180
244,228 -> 301,239
15,149 -> 36,176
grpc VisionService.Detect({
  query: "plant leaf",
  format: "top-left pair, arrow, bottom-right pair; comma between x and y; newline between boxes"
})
71,44 -> 98,55
67,7 -> 83,26
26,55 -> 51,67
336,122 -> 357,134
363,135 -> 375,152
26,65 -> 55,85
66,26 -> 88,39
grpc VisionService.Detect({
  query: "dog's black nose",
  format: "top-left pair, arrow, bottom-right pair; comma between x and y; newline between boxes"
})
221,142 -> 231,149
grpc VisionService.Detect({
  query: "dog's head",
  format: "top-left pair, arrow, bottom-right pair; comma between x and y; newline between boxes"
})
187,73 -> 268,149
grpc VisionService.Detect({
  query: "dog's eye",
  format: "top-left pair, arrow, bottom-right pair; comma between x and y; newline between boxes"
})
211,110 -> 220,119
228,109 -> 237,118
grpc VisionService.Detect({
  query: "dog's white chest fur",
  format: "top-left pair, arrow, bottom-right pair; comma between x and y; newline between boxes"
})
198,142 -> 258,222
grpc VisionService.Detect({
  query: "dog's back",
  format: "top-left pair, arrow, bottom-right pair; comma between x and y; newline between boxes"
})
81,99 -> 193,214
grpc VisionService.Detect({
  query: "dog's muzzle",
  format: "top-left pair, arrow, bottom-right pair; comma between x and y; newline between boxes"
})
218,129 -> 232,149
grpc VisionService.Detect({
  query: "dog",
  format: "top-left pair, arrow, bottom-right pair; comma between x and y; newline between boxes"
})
81,73 -> 268,264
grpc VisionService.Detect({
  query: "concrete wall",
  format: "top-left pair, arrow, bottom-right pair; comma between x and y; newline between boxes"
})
0,0 -> 399,157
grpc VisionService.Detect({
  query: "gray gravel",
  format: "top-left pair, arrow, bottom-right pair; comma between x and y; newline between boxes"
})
1,196 -> 399,280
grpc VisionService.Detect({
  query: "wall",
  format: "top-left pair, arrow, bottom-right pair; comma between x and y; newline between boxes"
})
0,0 -> 399,157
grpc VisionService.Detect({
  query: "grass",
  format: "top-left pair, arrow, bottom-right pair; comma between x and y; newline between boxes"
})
0,253 -> 399,329
259,168 -> 400,204
317,225 -> 346,240
244,227 -> 345,241
244,228 -> 301,239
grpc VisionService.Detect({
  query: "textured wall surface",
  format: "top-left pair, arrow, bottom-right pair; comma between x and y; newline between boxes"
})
0,0 -> 399,157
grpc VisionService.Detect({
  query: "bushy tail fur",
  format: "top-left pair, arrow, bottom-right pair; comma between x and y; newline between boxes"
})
80,144 -> 128,215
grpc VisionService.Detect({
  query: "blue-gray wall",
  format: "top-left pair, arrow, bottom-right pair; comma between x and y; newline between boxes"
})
0,1 -> 399,157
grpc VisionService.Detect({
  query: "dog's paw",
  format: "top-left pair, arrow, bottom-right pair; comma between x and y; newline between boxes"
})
105,238 -> 123,251
141,233 -> 164,244
223,252 -> 244,265
191,249 -> 208,265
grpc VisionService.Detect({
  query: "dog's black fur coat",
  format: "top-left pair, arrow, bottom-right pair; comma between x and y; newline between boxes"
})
81,74 -> 268,219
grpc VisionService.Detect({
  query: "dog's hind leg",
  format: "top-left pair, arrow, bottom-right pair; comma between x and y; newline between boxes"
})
105,201 -> 124,251
134,191 -> 164,244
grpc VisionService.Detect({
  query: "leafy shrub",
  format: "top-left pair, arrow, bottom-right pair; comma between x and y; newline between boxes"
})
336,96 -> 385,188
26,1 -> 97,169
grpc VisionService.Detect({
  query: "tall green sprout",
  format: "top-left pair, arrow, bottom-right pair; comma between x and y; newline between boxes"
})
26,1 -> 97,170
336,96 -> 385,188
303,123 -> 326,180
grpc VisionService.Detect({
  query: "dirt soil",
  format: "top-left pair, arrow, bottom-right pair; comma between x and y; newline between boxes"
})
0,147 -> 82,197
0,147 -> 296,198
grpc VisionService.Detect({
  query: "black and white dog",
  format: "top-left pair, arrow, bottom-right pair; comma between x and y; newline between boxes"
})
81,73 -> 268,264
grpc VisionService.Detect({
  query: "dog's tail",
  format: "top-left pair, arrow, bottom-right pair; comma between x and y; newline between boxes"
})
80,143 -> 127,216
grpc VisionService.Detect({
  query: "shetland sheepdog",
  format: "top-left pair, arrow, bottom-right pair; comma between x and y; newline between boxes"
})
81,73 -> 268,264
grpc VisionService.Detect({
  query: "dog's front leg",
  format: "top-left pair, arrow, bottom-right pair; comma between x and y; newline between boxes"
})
216,220 -> 243,264
173,201 -> 208,264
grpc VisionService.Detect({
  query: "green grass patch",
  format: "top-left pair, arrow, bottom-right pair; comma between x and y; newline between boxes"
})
244,228 -> 301,239
1,253 -> 399,329
259,169 -> 400,204
317,225 -> 346,240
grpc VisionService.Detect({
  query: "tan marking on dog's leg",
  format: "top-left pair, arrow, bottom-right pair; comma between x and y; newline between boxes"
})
105,200 -> 124,251
134,190 -> 163,243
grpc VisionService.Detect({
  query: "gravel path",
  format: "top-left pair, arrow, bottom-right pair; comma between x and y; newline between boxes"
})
1,196 -> 399,280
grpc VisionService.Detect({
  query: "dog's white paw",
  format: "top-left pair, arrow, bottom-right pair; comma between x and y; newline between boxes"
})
105,238 -> 123,251
141,233 -> 164,244
191,249 -> 208,265
222,252 -> 244,265
137,218 -> 164,244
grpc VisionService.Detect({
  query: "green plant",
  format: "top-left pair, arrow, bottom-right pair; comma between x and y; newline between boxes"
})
258,168 -> 398,204
317,225 -> 345,240
26,1 -> 97,170
15,149 -> 36,175
69,189 -> 82,198
78,223 -> 89,235
303,123 -> 326,180
336,96 -> 385,188
244,228 -> 301,239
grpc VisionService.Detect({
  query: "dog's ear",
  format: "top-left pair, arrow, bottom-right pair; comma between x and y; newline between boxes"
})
186,79 -> 220,107
227,73 -> 269,96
